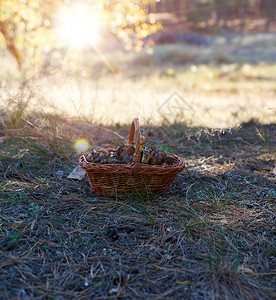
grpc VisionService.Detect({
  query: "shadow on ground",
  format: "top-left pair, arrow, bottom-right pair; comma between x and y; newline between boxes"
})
0,119 -> 275,299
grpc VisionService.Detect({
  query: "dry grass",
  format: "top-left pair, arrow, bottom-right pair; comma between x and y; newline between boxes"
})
1,35 -> 276,128
1,67 -> 274,129
0,116 -> 275,299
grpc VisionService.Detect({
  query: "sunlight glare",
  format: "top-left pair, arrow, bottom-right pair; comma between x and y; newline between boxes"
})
74,138 -> 90,153
55,3 -> 104,49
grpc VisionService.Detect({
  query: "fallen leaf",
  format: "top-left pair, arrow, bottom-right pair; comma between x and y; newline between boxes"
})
13,221 -> 23,229
30,219 -> 36,231
108,287 -> 120,295
0,136 -> 7,143
237,266 -> 255,275
56,170 -> 64,177
67,165 -> 86,180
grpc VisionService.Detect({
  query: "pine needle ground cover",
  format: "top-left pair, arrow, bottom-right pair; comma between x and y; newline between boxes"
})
0,118 -> 275,299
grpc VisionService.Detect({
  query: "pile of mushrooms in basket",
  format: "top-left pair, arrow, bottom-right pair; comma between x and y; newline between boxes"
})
68,118 -> 185,197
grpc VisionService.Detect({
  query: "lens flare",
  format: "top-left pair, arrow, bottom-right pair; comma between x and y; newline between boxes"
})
74,138 -> 90,153
54,2 -> 104,49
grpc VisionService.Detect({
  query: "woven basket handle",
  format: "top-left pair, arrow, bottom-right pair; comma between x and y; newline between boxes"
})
128,118 -> 141,169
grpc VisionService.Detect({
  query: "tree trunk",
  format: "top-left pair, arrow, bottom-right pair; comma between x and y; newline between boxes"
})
0,21 -> 22,69
205,13 -> 209,31
240,0 -> 246,34
265,0 -> 272,32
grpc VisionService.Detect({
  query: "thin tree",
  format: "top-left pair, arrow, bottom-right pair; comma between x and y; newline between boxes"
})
265,0 -> 272,32
240,0 -> 247,34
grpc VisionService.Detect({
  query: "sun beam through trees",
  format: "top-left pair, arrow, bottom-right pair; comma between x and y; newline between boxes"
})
0,0 -> 162,71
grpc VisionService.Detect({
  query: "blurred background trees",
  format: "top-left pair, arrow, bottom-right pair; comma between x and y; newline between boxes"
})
0,0 -> 59,69
0,0 -> 162,71
0,0 -> 276,73
150,0 -> 276,33
0,0 -> 275,132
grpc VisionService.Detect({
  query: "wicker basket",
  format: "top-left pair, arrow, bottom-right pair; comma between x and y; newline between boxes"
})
79,118 -> 185,197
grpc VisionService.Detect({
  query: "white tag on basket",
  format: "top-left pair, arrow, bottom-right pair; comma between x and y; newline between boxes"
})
67,165 -> 86,180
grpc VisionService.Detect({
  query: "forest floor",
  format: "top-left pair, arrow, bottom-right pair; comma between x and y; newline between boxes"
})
0,115 -> 275,299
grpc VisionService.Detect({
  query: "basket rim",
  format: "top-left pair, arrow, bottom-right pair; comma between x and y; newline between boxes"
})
79,151 -> 185,174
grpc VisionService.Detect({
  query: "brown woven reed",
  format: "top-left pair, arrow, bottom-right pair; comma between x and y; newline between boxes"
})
79,118 -> 185,197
